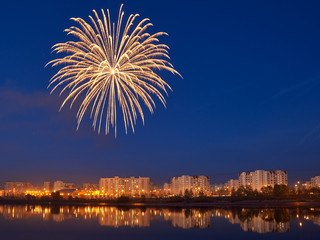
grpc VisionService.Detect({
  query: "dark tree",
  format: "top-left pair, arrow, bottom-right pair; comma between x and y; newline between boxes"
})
273,185 -> 289,197
199,190 -> 204,197
261,186 -> 273,196
184,189 -> 191,199
51,191 -> 61,200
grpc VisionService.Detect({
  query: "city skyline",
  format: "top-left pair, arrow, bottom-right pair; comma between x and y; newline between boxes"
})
2,170 -> 318,189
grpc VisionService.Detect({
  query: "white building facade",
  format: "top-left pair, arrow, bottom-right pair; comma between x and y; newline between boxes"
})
164,175 -> 210,196
239,170 -> 287,191
99,176 -> 150,197
226,179 -> 240,190
311,176 -> 320,188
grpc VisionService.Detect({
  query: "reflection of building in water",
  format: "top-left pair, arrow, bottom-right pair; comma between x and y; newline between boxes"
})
163,209 -> 210,229
310,216 -> 320,226
216,209 -> 290,233
311,215 -> 320,226
42,206 -> 77,222
296,208 -> 320,227
0,205 -> 209,229
0,205 -> 151,227
239,216 -> 289,233
2,205 -> 320,232
0,205 -> 42,220
99,208 -> 150,227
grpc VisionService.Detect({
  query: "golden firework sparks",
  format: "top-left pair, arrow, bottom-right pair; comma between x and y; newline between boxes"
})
47,4 -> 181,136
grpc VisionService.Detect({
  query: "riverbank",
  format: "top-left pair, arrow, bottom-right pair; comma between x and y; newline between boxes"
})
1,198 -> 320,208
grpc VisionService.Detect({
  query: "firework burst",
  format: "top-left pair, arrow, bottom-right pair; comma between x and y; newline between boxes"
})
47,4 -> 181,136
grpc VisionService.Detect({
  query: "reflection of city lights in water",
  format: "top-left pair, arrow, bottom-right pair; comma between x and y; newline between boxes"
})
0,206 -> 320,233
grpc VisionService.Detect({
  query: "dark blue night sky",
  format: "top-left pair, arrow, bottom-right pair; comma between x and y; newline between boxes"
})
1,0 -> 320,186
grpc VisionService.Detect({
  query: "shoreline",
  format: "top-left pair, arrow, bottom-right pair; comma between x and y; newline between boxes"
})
1,199 -> 320,208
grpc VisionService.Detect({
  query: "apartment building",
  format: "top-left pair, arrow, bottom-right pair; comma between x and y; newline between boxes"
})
164,175 -> 210,196
239,170 -> 287,191
99,176 -> 150,197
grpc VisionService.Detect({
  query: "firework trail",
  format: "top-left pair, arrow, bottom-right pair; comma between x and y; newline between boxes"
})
47,4 -> 181,136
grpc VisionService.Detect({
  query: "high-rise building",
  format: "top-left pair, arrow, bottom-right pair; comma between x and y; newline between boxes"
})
196,176 -> 210,195
53,181 -> 66,191
43,181 -> 54,192
239,172 -> 253,188
311,176 -> 320,188
138,177 -> 150,196
252,170 -> 264,190
99,176 -> 150,197
271,170 -> 288,186
53,181 -> 76,192
5,182 -> 34,195
164,175 -> 210,196
226,179 -> 239,191
82,183 -> 99,191
239,170 -> 287,191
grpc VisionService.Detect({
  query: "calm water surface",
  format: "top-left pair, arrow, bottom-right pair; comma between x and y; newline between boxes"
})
0,205 -> 319,240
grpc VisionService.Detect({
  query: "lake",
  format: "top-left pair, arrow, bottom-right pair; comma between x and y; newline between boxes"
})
0,205 -> 319,239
